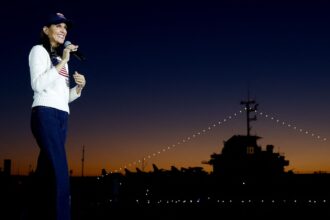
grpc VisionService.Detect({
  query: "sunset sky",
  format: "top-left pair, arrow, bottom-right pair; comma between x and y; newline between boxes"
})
1,0 -> 329,176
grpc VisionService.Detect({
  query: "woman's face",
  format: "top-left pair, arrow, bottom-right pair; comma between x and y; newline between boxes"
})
43,23 -> 68,48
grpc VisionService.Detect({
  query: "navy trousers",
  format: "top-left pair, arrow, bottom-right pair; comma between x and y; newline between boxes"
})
30,106 -> 71,220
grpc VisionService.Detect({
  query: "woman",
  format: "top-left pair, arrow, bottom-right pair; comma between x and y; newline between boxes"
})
28,12 -> 86,220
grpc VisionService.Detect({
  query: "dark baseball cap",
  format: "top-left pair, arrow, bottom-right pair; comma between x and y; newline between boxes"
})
45,12 -> 73,29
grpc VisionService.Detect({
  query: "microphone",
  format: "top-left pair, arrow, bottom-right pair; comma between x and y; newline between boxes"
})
64,41 -> 86,61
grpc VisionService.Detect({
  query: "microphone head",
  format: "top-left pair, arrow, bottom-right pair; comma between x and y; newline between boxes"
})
63,40 -> 86,61
64,41 -> 72,47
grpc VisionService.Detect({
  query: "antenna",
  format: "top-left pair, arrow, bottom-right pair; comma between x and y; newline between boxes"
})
240,89 -> 258,136
81,145 -> 85,177
141,158 -> 148,172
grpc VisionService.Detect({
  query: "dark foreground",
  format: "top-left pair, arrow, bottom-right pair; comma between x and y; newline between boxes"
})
1,173 -> 330,219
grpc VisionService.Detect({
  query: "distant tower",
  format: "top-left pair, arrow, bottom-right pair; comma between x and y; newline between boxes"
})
141,158 -> 148,172
240,93 -> 258,136
4,159 -> 11,176
81,145 -> 85,177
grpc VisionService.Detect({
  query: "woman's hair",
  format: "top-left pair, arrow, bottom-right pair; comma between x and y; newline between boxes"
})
39,29 -> 63,58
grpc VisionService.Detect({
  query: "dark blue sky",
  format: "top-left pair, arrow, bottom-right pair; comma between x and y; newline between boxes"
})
1,0 -> 330,175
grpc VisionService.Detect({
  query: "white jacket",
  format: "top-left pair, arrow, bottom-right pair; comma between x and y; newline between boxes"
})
29,45 -> 80,113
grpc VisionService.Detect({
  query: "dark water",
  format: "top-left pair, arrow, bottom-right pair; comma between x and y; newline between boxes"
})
1,174 -> 329,219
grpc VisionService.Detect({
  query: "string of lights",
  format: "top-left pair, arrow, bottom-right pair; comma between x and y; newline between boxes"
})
109,109 -> 245,173
108,108 -> 327,173
253,109 -> 327,142
105,198 -> 327,206
135,198 -> 328,205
